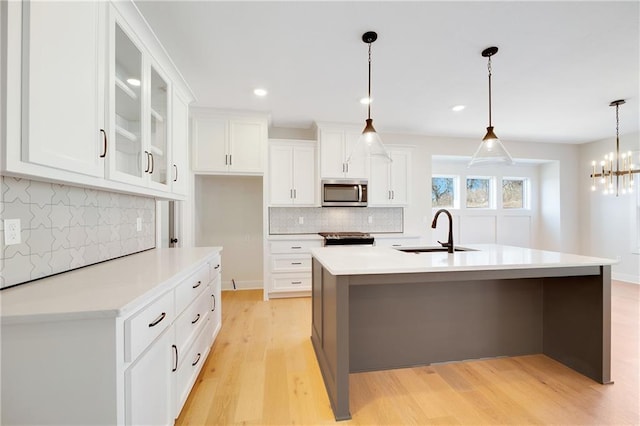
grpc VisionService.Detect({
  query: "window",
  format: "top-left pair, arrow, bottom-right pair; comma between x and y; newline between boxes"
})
466,177 -> 491,208
502,178 -> 527,209
432,176 -> 456,208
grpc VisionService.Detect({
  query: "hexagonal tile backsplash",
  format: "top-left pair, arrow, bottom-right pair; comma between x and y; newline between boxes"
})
0,177 -> 156,289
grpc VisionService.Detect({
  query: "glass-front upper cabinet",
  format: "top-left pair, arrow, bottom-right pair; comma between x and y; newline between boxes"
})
149,65 -> 169,187
110,20 -> 144,184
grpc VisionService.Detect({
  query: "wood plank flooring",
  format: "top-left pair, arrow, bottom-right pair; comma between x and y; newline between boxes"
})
176,281 -> 639,425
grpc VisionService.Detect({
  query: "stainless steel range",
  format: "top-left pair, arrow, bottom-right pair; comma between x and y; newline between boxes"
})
319,232 -> 375,246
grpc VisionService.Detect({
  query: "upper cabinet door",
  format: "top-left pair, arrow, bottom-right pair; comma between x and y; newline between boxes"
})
228,119 -> 264,173
22,1 -> 105,177
171,91 -> 190,196
148,64 -> 170,190
191,116 -> 228,172
108,18 -> 145,185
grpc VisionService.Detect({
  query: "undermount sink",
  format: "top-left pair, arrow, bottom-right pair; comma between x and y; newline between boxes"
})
394,246 -> 477,253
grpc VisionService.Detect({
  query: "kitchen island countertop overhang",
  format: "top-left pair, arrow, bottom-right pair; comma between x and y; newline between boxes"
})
310,244 -> 616,421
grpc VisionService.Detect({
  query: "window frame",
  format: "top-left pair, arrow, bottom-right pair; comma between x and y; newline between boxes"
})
501,176 -> 530,210
431,174 -> 460,209
465,175 -> 495,209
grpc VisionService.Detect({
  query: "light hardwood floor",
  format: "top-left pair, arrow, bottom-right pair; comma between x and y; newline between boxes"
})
176,281 -> 639,425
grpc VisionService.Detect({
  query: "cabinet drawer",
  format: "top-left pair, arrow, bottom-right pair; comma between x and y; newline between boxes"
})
175,324 -> 211,415
175,288 -> 210,352
269,240 -> 321,254
271,254 -> 311,272
175,265 -> 209,315
125,290 -> 175,362
271,273 -> 311,292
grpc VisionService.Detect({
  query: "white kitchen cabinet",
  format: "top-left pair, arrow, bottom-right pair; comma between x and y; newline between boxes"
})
0,248 -> 221,425
317,125 -> 368,179
369,148 -> 412,206
19,0 -> 106,177
1,0 -> 194,200
126,327 -> 173,426
191,109 -> 268,174
107,9 -> 172,193
269,139 -> 317,206
267,238 -> 322,298
171,90 -> 191,196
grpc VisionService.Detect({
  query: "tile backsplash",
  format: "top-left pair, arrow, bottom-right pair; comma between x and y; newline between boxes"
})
0,177 -> 155,288
269,207 -> 403,234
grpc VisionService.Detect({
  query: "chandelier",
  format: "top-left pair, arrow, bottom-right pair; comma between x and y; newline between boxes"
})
590,99 -> 639,196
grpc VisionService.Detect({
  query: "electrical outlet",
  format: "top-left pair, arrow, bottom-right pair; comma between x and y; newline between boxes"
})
136,217 -> 142,232
368,215 -> 373,224
298,216 -> 304,225
4,219 -> 21,245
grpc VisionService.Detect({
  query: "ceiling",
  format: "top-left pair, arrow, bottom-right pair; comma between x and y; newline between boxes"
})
135,1 -> 639,144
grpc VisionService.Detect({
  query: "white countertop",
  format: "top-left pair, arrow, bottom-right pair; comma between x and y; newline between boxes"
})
310,244 -> 616,276
0,247 -> 222,323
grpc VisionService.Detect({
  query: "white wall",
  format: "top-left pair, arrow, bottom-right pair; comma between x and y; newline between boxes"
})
579,131 -> 639,284
194,175 -> 264,289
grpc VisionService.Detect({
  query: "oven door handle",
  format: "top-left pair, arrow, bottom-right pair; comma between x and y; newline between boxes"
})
358,185 -> 363,203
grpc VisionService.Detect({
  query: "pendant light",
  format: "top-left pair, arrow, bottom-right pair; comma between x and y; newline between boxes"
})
589,99 -> 639,196
347,31 -> 392,164
468,46 -> 514,167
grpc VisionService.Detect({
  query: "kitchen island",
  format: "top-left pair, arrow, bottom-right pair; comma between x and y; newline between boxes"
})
310,244 -> 616,421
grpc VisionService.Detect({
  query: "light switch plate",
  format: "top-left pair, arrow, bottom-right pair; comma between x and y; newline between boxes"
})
4,219 -> 21,245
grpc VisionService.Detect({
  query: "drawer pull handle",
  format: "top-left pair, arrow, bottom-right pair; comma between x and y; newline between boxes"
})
214,264 -> 220,270
191,313 -> 201,325
211,294 -> 216,312
148,312 -> 166,327
291,246 -> 302,249
192,353 -> 201,367
392,244 -> 401,247
172,345 -> 178,372
291,262 -> 302,265
291,281 -> 302,285
193,280 -> 202,289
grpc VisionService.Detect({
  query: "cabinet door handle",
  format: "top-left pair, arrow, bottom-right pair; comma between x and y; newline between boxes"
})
211,294 -> 216,312
291,262 -> 302,265
191,313 -> 201,325
345,163 -> 349,173
192,280 -> 202,289
144,151 -> 150,173
225,154 -> 228,165
172,345 -> 178,372
291,281 -> 302,285
392,190 -> 395,200
149,153 -> 154,174
192,353 -> 201,367
291,246 -> 302,249
290,189 -> 293,199
99,129 -> 107,158
173,164 -> 178,182
293,189 -> 297,199
229,154 -> 232,165
214,264 -> 220,270
148,312 -> 166,327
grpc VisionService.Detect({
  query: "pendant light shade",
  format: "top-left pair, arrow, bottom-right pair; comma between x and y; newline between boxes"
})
347,31 -> 392,164
469,46 -> 514,167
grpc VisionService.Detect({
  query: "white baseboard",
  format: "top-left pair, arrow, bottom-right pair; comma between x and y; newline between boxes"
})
221,280 -> 263,290
612,272 -> 640,285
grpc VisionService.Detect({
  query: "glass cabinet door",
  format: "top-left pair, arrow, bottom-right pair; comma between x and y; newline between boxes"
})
149,65 -> 169,186
114,23 -> 143,180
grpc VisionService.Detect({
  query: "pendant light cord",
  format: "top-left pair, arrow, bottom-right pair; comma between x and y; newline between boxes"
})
367,42 -> 372,120
615,102 -> 620,195
487,55 -> 493,127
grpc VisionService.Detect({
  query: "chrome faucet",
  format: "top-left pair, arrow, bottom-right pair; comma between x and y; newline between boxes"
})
431,209 -> 454,253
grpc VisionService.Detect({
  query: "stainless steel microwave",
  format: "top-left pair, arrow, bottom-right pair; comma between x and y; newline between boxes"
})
321,179 -> 368,207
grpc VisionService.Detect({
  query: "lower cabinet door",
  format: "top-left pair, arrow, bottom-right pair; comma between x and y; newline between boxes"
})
175,324 -> 211,416
125,328 -> 174,426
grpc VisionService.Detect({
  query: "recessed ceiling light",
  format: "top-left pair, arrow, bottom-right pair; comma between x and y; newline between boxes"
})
360,97 -> 372,105
126,78 -> 141,87
254,88 -> 268,97
452,105 -> 466,112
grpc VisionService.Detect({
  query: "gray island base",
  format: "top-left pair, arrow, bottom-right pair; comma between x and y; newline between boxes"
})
310,246 -> 613,421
